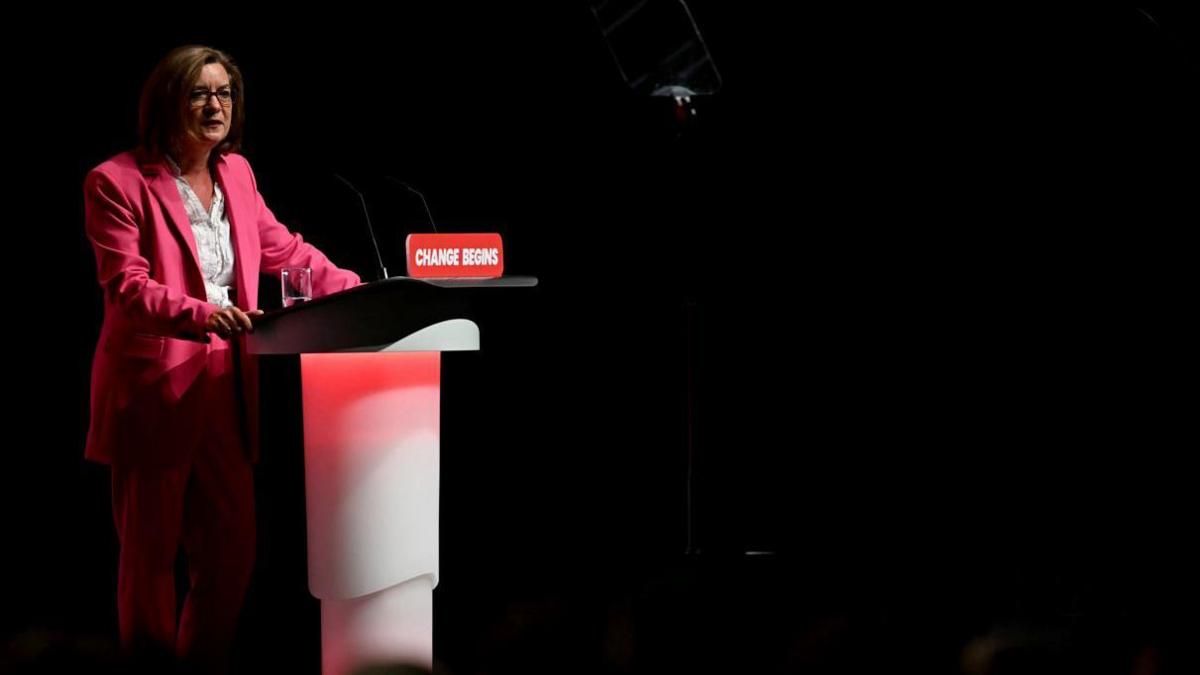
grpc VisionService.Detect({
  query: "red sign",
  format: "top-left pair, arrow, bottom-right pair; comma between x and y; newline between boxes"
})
405,233 -> 504,279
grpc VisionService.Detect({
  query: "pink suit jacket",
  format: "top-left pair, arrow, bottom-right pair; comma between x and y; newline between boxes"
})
84,149 -> 362,466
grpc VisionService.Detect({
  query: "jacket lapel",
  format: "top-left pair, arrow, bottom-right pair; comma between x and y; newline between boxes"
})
214,155 -> 256,310
142,157 -> 204,283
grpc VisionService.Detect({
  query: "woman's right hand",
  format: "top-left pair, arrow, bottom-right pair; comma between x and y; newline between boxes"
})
206,307 -> 264,339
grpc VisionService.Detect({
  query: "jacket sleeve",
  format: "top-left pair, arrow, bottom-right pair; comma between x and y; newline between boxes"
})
84,167 -> 216,342
242,157 -> 363,297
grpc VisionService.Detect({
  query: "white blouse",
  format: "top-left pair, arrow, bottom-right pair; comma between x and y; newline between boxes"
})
165,154 -> 237,308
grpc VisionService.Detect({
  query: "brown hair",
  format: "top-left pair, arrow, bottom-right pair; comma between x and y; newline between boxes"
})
137,45 -> 245,161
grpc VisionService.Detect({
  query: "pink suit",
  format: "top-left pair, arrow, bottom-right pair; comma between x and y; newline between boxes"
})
84,148 -> 361,670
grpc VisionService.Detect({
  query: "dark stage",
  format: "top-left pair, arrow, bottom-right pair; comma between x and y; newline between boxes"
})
2,4 -> 1197,673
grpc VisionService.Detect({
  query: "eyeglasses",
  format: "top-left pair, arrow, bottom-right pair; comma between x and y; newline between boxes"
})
189,87 -> 236,108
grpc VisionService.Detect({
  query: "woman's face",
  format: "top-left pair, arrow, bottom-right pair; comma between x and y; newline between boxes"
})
181,62 -> 233,154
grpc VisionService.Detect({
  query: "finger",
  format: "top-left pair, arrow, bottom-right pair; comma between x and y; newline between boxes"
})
231,308 -> 253,333
221,308 -> 245,333
215,313 -> 235,337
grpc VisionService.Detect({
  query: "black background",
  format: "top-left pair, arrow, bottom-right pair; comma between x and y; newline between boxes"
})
2,3 -> 1197,673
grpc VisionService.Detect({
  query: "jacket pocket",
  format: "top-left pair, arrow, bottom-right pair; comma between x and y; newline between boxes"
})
106,332 -> 165,360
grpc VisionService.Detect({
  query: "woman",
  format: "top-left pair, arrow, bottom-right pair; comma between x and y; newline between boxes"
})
83,45 -> 361,671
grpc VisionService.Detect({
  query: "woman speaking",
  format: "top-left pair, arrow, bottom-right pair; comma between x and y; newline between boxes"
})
83,44 -> 361,672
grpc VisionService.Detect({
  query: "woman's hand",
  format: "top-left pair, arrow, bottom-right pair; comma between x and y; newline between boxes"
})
206,307 -> 265,339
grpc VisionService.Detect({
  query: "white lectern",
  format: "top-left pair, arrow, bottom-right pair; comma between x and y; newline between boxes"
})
248,276 -> 536,674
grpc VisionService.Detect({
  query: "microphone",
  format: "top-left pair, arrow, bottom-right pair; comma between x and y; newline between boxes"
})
384,176 -> 440,234
333,173 -> 389,281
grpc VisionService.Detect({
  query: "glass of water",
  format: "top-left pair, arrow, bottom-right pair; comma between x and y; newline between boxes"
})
281,267 -> 312,308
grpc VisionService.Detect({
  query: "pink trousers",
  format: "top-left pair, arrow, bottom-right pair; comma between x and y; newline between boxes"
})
110,341 -> 255,674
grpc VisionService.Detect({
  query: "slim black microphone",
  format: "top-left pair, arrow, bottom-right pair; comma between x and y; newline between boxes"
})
384,176 -> 440,234
333,173 -> 389,281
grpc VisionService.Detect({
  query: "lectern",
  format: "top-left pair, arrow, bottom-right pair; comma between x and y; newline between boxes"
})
247,275 -> 537,674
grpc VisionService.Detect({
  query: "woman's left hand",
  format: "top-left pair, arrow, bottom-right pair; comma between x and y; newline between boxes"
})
206,307 -> 264,339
